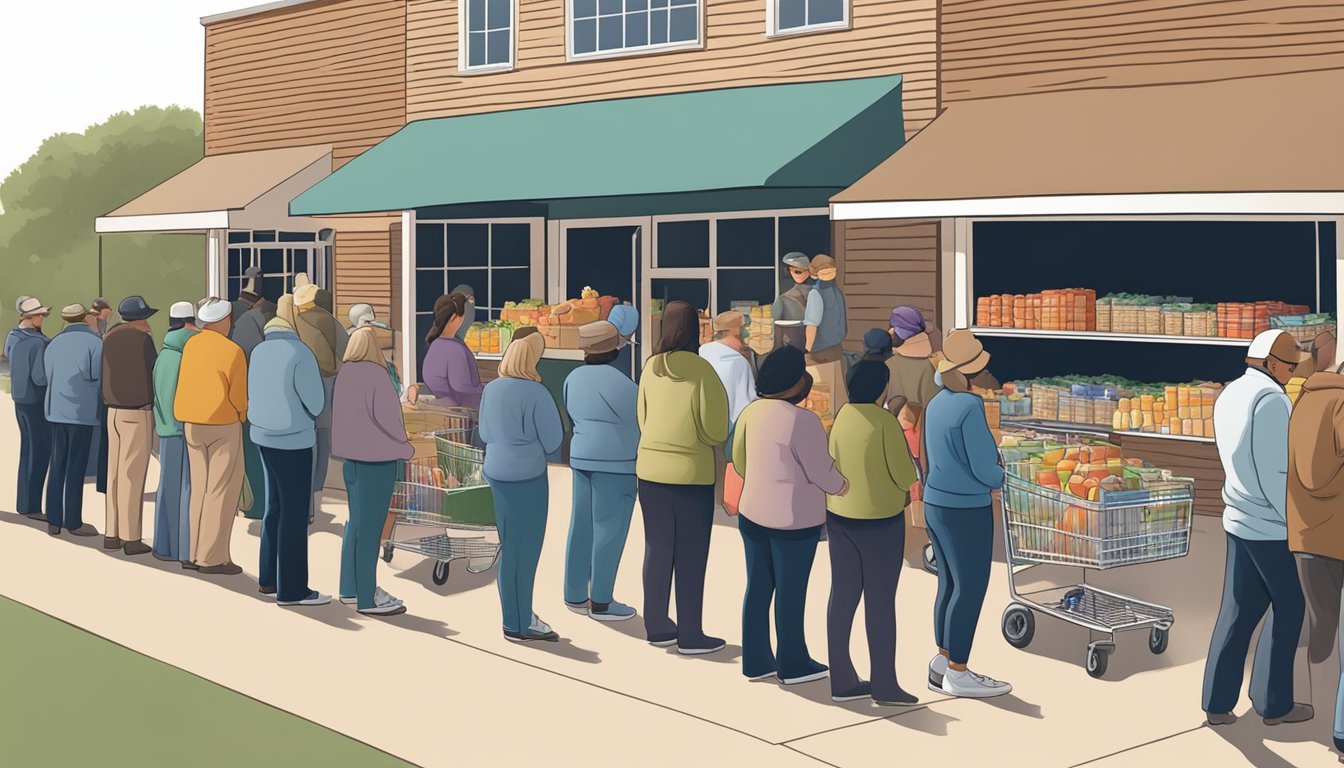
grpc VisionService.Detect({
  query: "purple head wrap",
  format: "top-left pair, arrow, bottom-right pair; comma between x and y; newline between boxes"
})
889,305 -> 926,341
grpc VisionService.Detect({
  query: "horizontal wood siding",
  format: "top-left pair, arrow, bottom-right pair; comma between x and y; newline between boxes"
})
941,0 -> 1344,102
335,222 -> 396,348
838,219 -> 940,345
205,0 -> 407,166
407,0 -> 938,137
1114,435 -> 1225,517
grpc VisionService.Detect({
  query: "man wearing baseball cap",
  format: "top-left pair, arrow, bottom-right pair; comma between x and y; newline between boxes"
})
771,252 -> 814,325
1203,329 -> 1313,727
43,304 -> 104,537
10,297 -> 52,522
101,296 -> 160,555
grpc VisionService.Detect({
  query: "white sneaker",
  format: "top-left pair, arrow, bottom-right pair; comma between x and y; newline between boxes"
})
375,587 -> 402,606
530,613 -> 553,635
928,653 -> 949,692
339,595 -> 357,605
359,590 -> 407,616
941,668 -> 1012,699
278,591 -> 332,607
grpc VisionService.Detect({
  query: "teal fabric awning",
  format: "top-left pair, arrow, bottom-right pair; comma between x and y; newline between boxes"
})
290,75 -> 904,216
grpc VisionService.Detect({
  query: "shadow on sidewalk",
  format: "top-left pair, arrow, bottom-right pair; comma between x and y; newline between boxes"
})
1211,720 -> 1331,768
393,558 -> 497,596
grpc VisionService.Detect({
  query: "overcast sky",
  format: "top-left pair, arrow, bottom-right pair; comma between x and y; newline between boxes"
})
0,0 -> 238,180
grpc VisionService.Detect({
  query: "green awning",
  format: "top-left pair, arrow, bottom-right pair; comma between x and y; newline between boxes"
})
290,75 -> 904,216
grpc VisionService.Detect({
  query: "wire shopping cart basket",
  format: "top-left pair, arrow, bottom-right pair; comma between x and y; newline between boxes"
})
383,420 -> 499,587
997,461 -> 1193,677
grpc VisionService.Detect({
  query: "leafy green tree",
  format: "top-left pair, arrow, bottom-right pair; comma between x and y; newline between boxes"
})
0,106 -> 204,345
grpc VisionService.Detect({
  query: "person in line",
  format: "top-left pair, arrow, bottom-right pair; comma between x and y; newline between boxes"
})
922,330 -> 1011,699
175,298 -> 248,576
884,307 -> 941,533
771,252 -> 813,324
562,320 -> 640,622
607,303 -> 641,377
332,327 -> 413,616
231,278 -> 277,522
5,295 -> 33,361
43,304 -> 102,537
293,282 -> 346,525
802,255 -> 849,414
348,303 -> 408,399
637,301 -> 730,654
91,297 -> 112,495
732,345 -> 846,685
151,302 -> 199,563
826,360 -> 919,705
11,297 -> 52,522
1287,359 -> 1344,757
699,310 -> 757,514
1204,329 -> 1313,727
480,332 -> 565,642
101,296 -> 159,555
449,283 -> 477,343
231,266 -> 263,326
250,315 -> 329,606
421,293 -> 484,409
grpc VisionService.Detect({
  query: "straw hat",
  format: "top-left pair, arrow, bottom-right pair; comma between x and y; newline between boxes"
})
293,283 -> 320,307
579,321 -> 621,354
936,330 -> 990,375
711,310 -> 747,333
18,297 -> 50,317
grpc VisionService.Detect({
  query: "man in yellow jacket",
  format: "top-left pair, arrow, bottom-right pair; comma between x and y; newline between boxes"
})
174,297 -> 248,575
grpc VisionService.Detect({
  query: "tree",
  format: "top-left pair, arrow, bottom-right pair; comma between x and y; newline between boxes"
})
0,106 -> 204,344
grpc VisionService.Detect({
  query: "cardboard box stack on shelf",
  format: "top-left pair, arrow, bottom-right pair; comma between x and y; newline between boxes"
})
535,287 -> 619,349
976,289 -> 1094,330
1273,313 -> 1337,346
1217,301 -> 1311,339
746,304 -> 774,356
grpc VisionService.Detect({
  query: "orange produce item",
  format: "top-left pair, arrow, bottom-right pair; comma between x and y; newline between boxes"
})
1067,476 -> 1088,498
1037,471 -> 1061,487
1056,459 -> 1079,474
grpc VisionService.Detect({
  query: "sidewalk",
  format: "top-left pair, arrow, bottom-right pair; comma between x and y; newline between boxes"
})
0,389 -> 1339,767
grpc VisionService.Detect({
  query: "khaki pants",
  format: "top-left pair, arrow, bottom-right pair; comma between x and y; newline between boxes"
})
185,423 -> 245,567
106,408 -> 153,541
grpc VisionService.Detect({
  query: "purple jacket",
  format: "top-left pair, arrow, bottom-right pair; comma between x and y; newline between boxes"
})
731,399 -> 846,530
331,361 -> 414,463
422,337 -> 484,409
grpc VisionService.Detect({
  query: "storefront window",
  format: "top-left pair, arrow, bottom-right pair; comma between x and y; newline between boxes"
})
570,0 -> 701,59
225,229 -> 323,301
656,219 -> 710,268
462,0 -> 514,71
770,0 -> 848,36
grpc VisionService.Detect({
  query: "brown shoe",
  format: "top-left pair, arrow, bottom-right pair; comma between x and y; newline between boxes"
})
198,563 -> 243,576
123,540 -> 152,556
68,525 -> 100,537
103,536 -> 123,550
182,562 -> 200,570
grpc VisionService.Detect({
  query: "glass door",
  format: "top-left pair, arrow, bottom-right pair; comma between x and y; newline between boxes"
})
558,218 -> 650,378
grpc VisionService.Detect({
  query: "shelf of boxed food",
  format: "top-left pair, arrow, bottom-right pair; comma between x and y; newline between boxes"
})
989,377 -> 1225,442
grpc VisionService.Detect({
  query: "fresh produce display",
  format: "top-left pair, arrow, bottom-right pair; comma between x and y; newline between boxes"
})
463,320 -> 514,356
523,287 -> 623,348
1272,313 -> 1337,347
1217,301 -> 1310,339
1016,375 -> 1222,439
500,299 -> 550,327
976,289 -> 1096,331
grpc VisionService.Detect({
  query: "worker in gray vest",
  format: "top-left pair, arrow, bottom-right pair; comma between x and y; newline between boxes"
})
771,252 -> 814,323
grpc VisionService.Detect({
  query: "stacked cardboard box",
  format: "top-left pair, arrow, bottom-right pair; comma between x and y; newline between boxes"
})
976,289 -> 1094,331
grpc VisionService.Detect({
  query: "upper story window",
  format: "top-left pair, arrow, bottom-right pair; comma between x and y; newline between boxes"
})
768,0 -> 849,37
569,0 -> 702,61
461,0 -> 515,73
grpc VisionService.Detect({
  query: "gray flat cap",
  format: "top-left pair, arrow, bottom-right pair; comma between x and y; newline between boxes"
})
782,252 -> 811,269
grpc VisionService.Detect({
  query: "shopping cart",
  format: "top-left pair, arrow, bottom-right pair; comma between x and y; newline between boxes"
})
997,462 -> 1193,677
382,424 -> 499,587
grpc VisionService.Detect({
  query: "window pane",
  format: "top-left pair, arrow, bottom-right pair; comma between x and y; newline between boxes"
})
487,0 -> 510,27
416,313 -> 434,370
811,0 -> 844,24
650,8 -> 669,43
263,276 -> 287,302
574,0 -> 596,19
656,219 -> 709,268
469,0 -> 486,30
228,247 -> 245,277
228,278 -> 242,302
291,248 -> 309,276
624,10 -> 649,47
252,230 -> 276,243
416,223 -> 445,268
468,31 -> 487,67
651,278 -> 709,315
598,0 -> 622,13
260,248 -> 285,274
487,29 -> 510,64
416,270 -> 446,314
574,18 -> 597,54
669,5 -> 696,41
491,268 -> 531,309
670,0 -> 696,5
778,215 -> 831,291
227,231 -> 250,244
598,14 -> 623,50
650,0 -> 670,7
446,223 -> 489,267
278,231 -> 316,242
716,269 -> 776,314
447,268 -> 490,310
628,0 -> 648,9
717,217 -> 775,267
779,0 -> 805,29
491,223 -> 531,267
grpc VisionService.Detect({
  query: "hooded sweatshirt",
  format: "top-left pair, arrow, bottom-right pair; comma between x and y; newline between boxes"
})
247,327 -> 325,450
921,371 -> 1004,509
152,327 -> 199,437
8,326 -> 49,406
698,340 -> 757,428
636,350 -> 730,486
1214,367 -> 1291,541
1288,371 -> 1344,560
564,364 -> 639,475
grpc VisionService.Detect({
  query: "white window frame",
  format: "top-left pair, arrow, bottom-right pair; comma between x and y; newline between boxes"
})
766,0 -> 851,38
224,229 -> 326,300
566,0 -> 705,63
458,0 -> 518,75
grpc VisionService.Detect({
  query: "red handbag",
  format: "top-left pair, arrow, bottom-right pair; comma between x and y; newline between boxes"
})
724,462 -> 744,516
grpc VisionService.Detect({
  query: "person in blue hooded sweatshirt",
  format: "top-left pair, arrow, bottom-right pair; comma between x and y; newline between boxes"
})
10,297 -> 52,521
921,330 -> 1011,700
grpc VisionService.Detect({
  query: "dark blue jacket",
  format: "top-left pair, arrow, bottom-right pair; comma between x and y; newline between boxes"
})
9,327 -> 49,405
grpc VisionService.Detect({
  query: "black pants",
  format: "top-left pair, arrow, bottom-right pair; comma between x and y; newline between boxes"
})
827,512 -> 906,699
15,402 -> 51,515
259,446 -> 314,602
639,480 -> 714,644
47,423 -> 93,531
95,402 -> 108,494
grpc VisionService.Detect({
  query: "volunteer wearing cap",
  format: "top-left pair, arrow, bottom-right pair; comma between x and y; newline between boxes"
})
449,283 -> 478,343
293,281 -> 347,524
152,302 -> 199,563
802,255 -> 850,416
699,310 -> 758,513
101,296 -> 160,555
43,304 -> 103,537
10,297 -> 52,521
921,330 -> 1011,699
175,297 -> 249,575
771,252 -> 814,324
561,320 -> 640,622
1203,329 -> 1313,728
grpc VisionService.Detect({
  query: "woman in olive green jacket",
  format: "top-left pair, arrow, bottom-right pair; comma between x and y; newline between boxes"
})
636,301 -> 730,655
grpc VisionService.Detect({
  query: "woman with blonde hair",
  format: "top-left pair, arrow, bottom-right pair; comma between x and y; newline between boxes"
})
479,332 -> 565,642
332,326 -> 414,616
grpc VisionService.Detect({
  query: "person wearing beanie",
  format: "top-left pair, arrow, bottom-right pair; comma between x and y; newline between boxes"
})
699,310 -> 758,513
921,330 -> 1010,699
10,297 -> 52,522
292,281 -> 347,524
175,297 -> 249,575
561,320 -> 640,622
826,359 -> 918,705
248,314 -> 329,606
636,300 -> 730,654
101,296 -> 160,555
151,302 -> 201,564
731,344 -> 846,685
42,304 -> 103,537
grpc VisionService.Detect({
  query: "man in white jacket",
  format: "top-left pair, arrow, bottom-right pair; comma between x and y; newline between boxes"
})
700,311 -> 757,513
1203,329 -> 1313,727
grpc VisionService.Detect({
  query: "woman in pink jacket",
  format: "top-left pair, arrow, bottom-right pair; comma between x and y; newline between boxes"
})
731,345 -> 848,686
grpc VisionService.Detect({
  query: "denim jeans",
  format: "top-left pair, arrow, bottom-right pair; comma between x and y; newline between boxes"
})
739,515 -> 823,680
47,423 -> 93,531
340,460 -> 397,610
153,434 -> 192,561
564,469 -> 637,606
924,503 -> 993,666
490,474 -> 550,634
260,446 -> 315,602
15,402 -> 50,515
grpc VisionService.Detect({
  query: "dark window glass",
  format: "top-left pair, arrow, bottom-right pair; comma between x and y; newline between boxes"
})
811,0 -> 844,24
416,313 -> 435,373
651,0 -> 670,7
716,269 -> 775,314
252,230 -> 277,243
487,30 -> 510,64
650,9 -> 668,43
263,276 -> 286,301
574,0 -> 597,17
488,0 -> 510,25
574,18 -> 597,53
669,5 -> 696,41
657,219 -> 709,268
260,248 -> 285,275
447,223 -> 489,267
599,0 -> 622,13
717,217 -> 775,267
278,231 -> 316,242
469,31 -> 487,67
227,231 -> 250,244
415,223 -> 445,268
228,247 -> 245,277
448,268 -> 491,310
468,0 -> 487,31
491,268 -> 531,310
651,278 -> 709,314
416,270 -> 445,314
227,278 -> 242,302
779,0 -> 805,28
290,248 -> 309,276
492,223 -> 531,267
598,14 -> 623,50
628,0 -> 648,10
624,10 -> 648,47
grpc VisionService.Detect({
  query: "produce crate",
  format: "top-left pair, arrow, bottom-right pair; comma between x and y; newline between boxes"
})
983,398 -> 1002,430
1161,306 -> 1185,336
1185,309 -> 1217,337
1141,305 -> 1163,335
1271,314 -> 1336,346
1096,297 -> 1112,332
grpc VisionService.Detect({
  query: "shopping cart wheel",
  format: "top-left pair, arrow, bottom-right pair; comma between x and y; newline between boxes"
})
381,542 -> 394,563
921,544 -> 937,574
1085,646 -> 1109,679
1148,626 -> 1169,655
431,561 -> 450,586
1001,604 -> 1035,649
